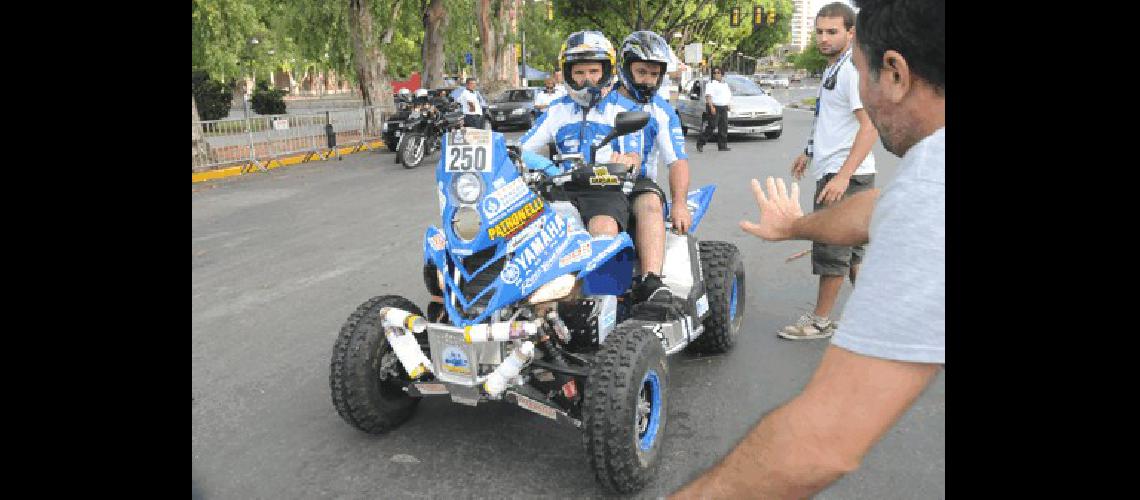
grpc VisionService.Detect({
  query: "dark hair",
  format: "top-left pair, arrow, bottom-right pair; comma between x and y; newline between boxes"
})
854,0 -> 944,95
711,66 -> 723,74
816,2 -> 856,30
465,77 -> 477,84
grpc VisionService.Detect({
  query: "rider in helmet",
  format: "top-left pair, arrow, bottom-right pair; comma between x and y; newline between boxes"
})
613,30 -> 692,306
518,31 -> 642,240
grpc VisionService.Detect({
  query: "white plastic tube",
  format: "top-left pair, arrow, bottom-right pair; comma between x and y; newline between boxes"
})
380,307 -> 428,333
379,307 -> 432,379
385,330 -> 433,380
483,341 -> 535,397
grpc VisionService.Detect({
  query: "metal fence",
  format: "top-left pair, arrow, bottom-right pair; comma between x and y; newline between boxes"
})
193,105 -> 389,174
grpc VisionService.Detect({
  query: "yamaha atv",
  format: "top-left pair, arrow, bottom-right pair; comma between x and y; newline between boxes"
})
330,111 -> 745,493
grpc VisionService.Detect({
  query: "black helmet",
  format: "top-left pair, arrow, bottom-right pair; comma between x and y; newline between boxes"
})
559,31 -> 617,107
618,31 -> 673,103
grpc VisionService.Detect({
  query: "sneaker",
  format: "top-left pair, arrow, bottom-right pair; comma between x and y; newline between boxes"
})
634,273 -> 674,304
777,313 -> 837,340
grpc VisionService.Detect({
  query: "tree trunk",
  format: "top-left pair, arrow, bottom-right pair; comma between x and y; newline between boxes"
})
349,0 -> 399,137
192,94 -> 215,171
422,0 -> 447,89
476,0 -> 497,88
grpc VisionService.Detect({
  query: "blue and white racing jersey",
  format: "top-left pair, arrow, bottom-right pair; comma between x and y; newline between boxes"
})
518,91 -> 643,173
629,93 -> 688,182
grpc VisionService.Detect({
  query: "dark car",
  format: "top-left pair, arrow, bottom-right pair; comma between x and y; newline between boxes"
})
486,88 -> 538,131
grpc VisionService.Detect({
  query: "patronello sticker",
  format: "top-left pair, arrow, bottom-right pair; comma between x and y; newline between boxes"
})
487,198 -> 544,240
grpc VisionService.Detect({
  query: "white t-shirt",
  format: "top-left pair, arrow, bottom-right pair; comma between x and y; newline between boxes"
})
831,127 -> 945,364
704,79 -> 732,106
810,53 -> 875,180
533,90 -> 559,110
457,88 -> 483,116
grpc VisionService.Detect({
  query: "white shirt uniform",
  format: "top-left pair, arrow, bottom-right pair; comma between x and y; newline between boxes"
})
810,52 -> 876,180
533,90 -> 559,110
704,79 -> 732,106
456,88 -> 483,116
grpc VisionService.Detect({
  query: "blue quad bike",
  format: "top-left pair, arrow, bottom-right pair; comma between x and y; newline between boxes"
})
330,111 -> 745,494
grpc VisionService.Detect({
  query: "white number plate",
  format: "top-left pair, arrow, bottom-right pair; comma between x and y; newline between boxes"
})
445,127 -> 492,172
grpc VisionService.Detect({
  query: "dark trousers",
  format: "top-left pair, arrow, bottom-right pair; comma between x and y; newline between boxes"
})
698,105 -> 729,149
463,114 -> 484,129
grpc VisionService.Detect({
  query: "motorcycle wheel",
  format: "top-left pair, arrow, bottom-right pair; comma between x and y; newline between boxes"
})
399,133 -> 426,169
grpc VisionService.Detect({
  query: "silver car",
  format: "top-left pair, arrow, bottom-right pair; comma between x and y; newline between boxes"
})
675,74 -> 784,140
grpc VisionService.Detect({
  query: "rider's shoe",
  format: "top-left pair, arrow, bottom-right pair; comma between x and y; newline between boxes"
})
634,273 -> 674,304
631,273 -> 685,321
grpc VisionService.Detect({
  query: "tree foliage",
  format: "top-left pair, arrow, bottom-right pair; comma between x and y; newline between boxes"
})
791,38 -> 827,74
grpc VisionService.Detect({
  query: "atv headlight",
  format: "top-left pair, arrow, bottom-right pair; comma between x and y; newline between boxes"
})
452,206 -> 481,242
528,274 -> 577,304
452,172 -> 484,204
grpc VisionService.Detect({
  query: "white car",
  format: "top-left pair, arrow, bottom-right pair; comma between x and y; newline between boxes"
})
675,75 -> 784,140
754,73 -> 790,88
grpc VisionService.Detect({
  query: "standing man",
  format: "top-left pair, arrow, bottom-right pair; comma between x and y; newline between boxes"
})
780,2 -> 879,340
456,77 -> 485,129
696,67 -> 731,152
532,78 -> 559,114
672,0 -> 944,496
551,69 -> 567,98
613,30 -> 692,307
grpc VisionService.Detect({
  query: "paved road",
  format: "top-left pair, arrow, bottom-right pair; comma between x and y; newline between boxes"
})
192,108 -> 944,499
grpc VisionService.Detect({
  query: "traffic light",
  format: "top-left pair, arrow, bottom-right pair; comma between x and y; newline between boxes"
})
546,2 -> 553,21
767,10 -> 776,26
730,7 -> 741,27
754,6 -> 765,28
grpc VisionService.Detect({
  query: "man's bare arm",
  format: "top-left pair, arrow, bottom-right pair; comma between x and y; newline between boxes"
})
671,345 -> 941,499
740,177 -> 879,246
793,188 -> 879,245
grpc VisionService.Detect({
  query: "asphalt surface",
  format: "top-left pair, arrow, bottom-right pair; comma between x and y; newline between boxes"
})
192,107 -> 944,499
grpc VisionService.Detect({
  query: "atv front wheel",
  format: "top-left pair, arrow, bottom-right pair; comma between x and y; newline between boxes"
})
688,241 -> 745,354
582,321 -> 668,493
330,295 -> 425,434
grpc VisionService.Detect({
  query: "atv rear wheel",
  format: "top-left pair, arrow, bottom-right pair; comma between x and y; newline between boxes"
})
688,241 -> 745,354
330,295 -> 425,434
582,321 -> 668,493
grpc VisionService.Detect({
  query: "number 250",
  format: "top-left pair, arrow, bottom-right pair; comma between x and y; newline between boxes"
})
449,146 -> 486,171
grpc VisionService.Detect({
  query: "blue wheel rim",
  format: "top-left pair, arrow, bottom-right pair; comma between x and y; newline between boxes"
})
729,277 -> 739,322
638,370 -> 662,451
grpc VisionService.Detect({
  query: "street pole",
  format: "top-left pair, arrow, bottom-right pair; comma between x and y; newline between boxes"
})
521,27 -> 526,87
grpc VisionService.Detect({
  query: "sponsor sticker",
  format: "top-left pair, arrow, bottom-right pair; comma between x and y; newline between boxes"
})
428,232 -> 447,252
588,166 -> 620,186
515,393 -> 558,420
507,218 -> 544,253
415,383 -> 449,395
442,346 -> 471,375
559,241 -> 593,267
487,198 -> 544,240
500,262 -> 522,285
695,294 -> 709,317
507,214 -> 567,274
483,177 -> 530,219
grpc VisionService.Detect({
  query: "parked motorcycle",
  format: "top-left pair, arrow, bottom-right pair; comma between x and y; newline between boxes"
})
396,101 -> 464,169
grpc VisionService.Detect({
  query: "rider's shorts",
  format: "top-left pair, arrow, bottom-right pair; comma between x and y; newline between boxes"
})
626,178 -> 668,234
812,173 -> 875,276
550,188 -> 629,232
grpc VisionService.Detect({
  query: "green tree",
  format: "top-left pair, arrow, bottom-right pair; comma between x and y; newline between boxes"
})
734,0 -> 793,61
791,38 -> 827,75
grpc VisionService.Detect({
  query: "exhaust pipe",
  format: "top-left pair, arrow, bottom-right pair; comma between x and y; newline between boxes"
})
483,341 -> 535,397
463,321 -> 538,343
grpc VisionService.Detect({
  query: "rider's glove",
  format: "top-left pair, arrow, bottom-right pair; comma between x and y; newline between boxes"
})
522,150 -> 562,178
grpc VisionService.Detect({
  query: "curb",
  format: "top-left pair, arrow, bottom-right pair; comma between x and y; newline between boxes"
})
192,140 -> 386,183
